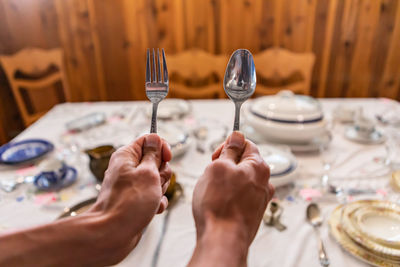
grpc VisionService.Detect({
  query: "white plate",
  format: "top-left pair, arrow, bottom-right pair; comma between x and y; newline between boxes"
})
146,99 -> 191,120
258,145 -> 298,187
345,126 -> 386,144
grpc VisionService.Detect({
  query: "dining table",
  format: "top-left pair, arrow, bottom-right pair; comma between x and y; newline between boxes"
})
0,97 -> 399,267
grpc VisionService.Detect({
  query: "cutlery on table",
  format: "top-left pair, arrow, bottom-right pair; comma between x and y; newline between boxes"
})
224,49 -> 256,131
263,200 -> 287,231
146,48 -> 169,133
306,203 -> 330,267
151,183 -> 183,267
0,175 -> 34,192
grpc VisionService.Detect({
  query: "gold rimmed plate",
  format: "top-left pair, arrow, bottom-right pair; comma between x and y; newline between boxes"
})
329,205 -> 400,267
354,205 -> 400,249
340,200 -> 400,260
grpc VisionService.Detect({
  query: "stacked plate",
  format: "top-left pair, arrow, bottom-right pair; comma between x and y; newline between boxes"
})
329,200 -> 400,266
258,144 -> 298,187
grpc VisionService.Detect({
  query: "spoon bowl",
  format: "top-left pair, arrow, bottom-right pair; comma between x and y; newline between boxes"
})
224,49 -> 256,131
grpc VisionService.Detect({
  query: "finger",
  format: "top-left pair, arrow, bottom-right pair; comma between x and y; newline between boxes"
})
218,131 -> 246,163
211,141 -> 226,161
157,196 -> 169,214
139,134 -> 163,170
159,162 -> 172,186
109,135 -> 147,168
162,180 -> 171,194
161,139 -> 172,162
268,183 -> 275,199
238,139 -> 261,163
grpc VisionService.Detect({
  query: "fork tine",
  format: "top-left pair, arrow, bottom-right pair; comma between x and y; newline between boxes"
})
157,48 -> 162,82
146,49 -> 151,83
152,48 -> 157,82
162,48 -> 168,83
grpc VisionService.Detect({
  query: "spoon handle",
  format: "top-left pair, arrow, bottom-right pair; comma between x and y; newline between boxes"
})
233,102 -> 243,131
315,228 -> 330,266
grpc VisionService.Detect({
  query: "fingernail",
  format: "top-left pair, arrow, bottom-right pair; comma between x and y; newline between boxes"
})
144,134 -> 160,148
227,131 -> 245,148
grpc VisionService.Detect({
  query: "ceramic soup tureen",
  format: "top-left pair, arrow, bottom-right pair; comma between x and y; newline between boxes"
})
244,90 -> 327,143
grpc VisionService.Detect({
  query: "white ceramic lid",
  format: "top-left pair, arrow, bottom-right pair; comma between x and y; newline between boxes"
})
258,145 -> 297,176
250,90 -> 323,122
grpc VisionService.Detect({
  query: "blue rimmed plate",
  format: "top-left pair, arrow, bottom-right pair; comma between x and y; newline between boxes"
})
34,166 -> 77,191
0,139 -> 54,165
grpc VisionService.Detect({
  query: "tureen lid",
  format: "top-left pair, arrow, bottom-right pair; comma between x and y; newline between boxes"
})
250,90 -> 323,123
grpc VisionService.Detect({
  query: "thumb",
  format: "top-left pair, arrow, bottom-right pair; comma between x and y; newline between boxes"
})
139,134 -> 163,169
218,131 -> 245,163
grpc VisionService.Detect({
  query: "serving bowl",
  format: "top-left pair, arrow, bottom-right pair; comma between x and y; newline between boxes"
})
244,90 -> 327,143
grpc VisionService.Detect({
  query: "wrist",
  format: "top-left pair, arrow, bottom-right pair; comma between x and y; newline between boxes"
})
190,217 -> 249,267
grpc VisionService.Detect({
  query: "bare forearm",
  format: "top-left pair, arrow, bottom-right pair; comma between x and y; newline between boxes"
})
188,219 -> 248,267
0,212 -> 125,267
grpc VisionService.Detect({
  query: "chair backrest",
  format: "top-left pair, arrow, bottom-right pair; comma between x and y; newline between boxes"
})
253,47 -> 315,96
167,49 -> 228,99
0,48 -> 69,126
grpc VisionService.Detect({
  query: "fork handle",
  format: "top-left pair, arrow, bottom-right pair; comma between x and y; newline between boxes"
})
150,102 -> 159,133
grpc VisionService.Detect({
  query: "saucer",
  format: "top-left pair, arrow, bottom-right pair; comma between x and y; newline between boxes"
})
34,166 -> 77,191
146,99 -> 191,120
345,126 -> 386,144
0,139 -> 54,165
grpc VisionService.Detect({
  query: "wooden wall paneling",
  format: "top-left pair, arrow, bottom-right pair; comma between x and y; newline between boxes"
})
347,0 -> 382,97
379,1 -> 400,99
0,2 -> 15,53
367,0 -> 399,97
316,0 -> 338,97
325,0 -> 359,97
258,0 -> 277,50
279,0 -> 317,52
273,0 -> 283,47
55,0 -> 103,101
90,0 -> 134,101
184,0 -> 217,52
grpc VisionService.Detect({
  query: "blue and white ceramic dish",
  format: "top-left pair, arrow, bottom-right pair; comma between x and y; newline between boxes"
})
34,166 -> 77,191
0,139 -> 54,165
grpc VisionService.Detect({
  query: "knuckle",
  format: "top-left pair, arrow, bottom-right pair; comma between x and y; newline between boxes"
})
136,167 -> 158,180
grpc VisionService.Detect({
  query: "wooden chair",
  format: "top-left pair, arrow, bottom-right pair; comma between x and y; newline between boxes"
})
253,47 -> 315,96
0,48 -> 69,126
167,49 -> 228,99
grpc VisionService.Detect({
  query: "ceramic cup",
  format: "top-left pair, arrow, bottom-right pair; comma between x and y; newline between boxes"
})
333,105 -> 361,123
354,112 -> 376,139
34,158 -> 68,188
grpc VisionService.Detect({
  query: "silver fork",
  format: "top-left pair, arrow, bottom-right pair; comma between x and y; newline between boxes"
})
146,48 -> 169,133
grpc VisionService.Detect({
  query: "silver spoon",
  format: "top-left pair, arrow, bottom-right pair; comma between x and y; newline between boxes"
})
306,203 -> 330,267
224,49 -> 256,131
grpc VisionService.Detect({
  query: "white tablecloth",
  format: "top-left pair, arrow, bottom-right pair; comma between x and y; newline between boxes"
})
1,98 -> 399,267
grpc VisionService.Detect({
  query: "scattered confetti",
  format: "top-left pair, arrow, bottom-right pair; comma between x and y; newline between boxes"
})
16,165 -> 37,176
376,189 -> 387,196
34,192 -> 58,205
286,195 -> 295,202
16,196 -> 24,202
299,188 -> 322,201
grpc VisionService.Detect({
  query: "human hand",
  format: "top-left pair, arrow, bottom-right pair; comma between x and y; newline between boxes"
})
189,131 -> 274,267
90,134 -> 172,262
